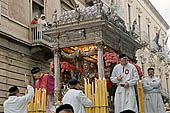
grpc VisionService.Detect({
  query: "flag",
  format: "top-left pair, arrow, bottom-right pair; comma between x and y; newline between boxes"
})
154,29 -> 161,46
164,34 -> 169,45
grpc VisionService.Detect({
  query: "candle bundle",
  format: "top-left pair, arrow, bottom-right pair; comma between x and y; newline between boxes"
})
26,88 -> 47,113
84,78 -> 109,113
137,81 -> 144,113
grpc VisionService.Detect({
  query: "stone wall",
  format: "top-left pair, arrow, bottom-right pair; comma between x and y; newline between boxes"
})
8,0 -> 30,26
0,35 -> 50,112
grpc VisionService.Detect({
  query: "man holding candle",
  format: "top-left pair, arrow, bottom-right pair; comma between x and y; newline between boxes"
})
110,54 -> 139,113
3,80 -> 34,113
31,67 -> 54,113
62,78 -> 92,113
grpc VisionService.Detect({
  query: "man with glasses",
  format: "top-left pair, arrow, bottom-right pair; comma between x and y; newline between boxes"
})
110,54 -> 139,113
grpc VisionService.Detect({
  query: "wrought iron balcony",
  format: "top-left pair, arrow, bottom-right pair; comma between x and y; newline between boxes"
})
131,24 -> 140,39
30,24 -> 54,47
57,0 -> 133,38
139,31 -> 150,47
150,42 -> 158,53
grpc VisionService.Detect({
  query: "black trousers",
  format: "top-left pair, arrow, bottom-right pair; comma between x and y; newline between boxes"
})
120,110 -> 135,113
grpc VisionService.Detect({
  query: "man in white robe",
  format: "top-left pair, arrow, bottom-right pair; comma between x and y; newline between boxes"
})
110,54 -> 139,113
142,68 -> 165,113
38,14 -> 47,31
3,80 -> 34,113
62,78 -> 92,113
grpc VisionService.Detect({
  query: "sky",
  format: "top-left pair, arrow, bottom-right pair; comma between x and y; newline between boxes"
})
149,0 -> 170,50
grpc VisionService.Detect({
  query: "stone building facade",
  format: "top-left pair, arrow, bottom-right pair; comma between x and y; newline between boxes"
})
113,0 -> 170,98
110,0 -> 170,102
105,0 -> 170,102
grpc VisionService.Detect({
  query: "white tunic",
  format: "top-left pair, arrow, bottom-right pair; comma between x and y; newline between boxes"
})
62,89 -> 92,113
37,19 -> 47,31
4,85 -> 34,113
142,76 -> 165,113
110,63 -> 139,113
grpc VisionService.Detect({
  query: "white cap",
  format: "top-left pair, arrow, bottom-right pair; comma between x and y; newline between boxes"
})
40,14 -> 46,18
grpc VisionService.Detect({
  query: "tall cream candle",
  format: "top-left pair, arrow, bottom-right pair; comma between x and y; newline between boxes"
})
92,82 -> 95,113
95,79 -> 99,113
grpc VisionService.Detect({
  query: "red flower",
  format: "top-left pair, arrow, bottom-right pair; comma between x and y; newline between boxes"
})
60,61 -> 75,72
104,52 -> 118,66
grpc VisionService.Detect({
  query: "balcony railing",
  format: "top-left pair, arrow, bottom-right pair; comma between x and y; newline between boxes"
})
31,24 -> 53,47
139,31 -> 150,47
133,25 -> 140,36
131,24 -> 140,39
150,42 -> 158,53
57,1 -> 128,35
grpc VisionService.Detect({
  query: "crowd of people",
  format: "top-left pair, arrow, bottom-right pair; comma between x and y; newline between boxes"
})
3,54 -> 168,113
